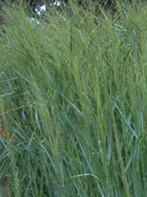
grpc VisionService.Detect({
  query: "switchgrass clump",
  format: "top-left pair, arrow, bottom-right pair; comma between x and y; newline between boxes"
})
0,2 -> 147,197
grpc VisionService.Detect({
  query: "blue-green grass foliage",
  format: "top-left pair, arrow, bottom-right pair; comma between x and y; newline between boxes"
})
0,2 -> 147,197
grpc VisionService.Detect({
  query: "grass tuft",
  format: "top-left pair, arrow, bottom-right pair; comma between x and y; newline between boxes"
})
0,2 -> 147,196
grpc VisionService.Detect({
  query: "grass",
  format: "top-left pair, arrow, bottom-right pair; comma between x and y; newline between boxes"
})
0,1 -> 147,196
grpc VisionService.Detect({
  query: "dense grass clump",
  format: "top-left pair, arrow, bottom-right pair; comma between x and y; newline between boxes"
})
0,3 -> 147,197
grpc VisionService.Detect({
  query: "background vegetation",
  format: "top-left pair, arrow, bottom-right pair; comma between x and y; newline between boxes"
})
0,1 -> 147,196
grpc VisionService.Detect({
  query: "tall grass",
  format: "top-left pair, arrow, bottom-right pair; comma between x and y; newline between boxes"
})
0,2 -> 147,196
